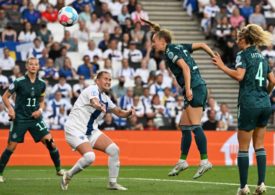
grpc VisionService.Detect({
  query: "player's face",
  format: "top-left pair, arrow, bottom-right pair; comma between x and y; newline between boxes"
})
26,59 -> 39,74
237,35 -> 246,50
97,73 -> 112,92
152,34 -> 163,52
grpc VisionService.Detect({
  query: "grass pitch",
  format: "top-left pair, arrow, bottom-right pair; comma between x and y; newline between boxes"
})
1,166 -> 275,195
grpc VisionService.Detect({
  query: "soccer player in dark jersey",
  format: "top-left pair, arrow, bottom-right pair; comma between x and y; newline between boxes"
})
0,57 -> 64,182
212,24 -> 275,195
141,18 -> 215,179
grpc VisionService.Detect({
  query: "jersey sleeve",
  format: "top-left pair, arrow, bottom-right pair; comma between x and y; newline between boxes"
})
235,53 -> 246,69
8,80 -> 18,94
87,86 -> 99,100
182,44 -> 193,53
166,45 -> 184,64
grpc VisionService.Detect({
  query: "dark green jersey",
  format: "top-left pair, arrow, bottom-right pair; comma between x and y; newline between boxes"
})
165,43 -> 205,89
8,75 -> 46,121
236,46 -> 271,108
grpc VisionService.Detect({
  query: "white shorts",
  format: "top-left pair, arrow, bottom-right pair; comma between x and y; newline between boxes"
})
65,127 -> 103,150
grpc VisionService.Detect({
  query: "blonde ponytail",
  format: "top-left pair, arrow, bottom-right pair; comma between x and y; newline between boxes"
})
239,24 -> 272,46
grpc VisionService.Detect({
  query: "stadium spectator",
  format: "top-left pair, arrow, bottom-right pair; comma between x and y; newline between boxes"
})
103,39 -> 123,63
118,32 -> 130,53
158,61 -> 173,86
116,58 -> 134,79
1,24 -> 17,42
19,0 -> 28,13
161,87 -> 176,119
79,4 -> 92,23
102,58 -> 114,76
215,16 -> 232,50
58,57 -> 77,80
118,87 -> 134,110
262,44 -> 275,61
100,12 -> 119,34
49,105 -> 68,130
6,4 -> 21,26
223,28 -> 239,67
18,22 -> 36,42
37,0 -> 50,13
99,112 -> 118,131
130,21 -> 145,47
54,46 -> 68,69
110,26 -> 123,41
21,3 -> 41,25
202,109 -> 218,130
73,20 -> 90,42
127,0 -> 137,14
134,59 -> 149,84
72,75 -> 87,102
71,0 -> 92,13
151,94 -> 166,129
55,0 -> 65,10
61,31 -> 78,52
41,4 -> 58,23
36,22 -> 53,46
150,72 -> 167,98
95,2 -> 109,20
108,0 -> 123,19
85,40 -> 103,60
0,48 -> 15,71
27,37 -> 45,59
144,118 -> 157,130
41,58 -> 59,80
226,1 -> 237,17
133,75 -> 144,96
51,76 -> 73,102
216,103 -> 234,130
239,0 -> 253,23
122,17 -> 133,34
0,101 -> 9,128
131,3 -> 149,24
118,5 -> 130,26
0,68 -> 9,91
86,12 -> 101,33
38,48 -> 49,68
111,75 -> 127,100
48,42 -> 61,61
123,41 -> 143,69
249,4 -> 266,30
174,95 -> 184,129
267,25 -> 275,46
77,55 -> 96,79
128,95 -> 144,118
9,65 -> 22,83
98,31 -> 110,52
0,10 -> 9,32
230,7 -> 245,29
202,97 -> 220,122
127,115 -> 144,130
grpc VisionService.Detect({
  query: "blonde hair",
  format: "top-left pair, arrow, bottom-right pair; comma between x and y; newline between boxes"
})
26,57 -> 39,66
141,18 -> 173,43
238,24 -> 272,46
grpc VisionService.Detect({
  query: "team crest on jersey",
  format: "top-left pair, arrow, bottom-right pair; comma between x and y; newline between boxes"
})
12,133 -> 17,139
168,52 -> 174,60
79,136 -> 85,140
9,83 -> 14,90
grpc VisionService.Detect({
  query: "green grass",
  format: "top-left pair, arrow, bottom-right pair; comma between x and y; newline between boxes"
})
1,166 -> 275,195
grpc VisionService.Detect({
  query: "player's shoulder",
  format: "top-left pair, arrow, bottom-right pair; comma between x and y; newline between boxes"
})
14,76 -> 26,83
83,84 -> 99,95
38,77 -> 46,85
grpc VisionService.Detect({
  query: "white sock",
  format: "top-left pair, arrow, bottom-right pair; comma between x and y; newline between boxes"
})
68,152 -> 95,177
179,159 -> 186,163
200,159 -> 208,165
105,143 -> 120,183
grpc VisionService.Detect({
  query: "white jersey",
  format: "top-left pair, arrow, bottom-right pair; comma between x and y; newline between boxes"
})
65,85 -> 116,135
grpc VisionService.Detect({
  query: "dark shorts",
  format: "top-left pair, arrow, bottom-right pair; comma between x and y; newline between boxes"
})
238,106 -> 272,131
9,119 -> 49,143
184,84 -> 207,110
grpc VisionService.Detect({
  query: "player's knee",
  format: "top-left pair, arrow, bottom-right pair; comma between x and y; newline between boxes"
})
105,143 -> 120,157
7,142 -> 18,152
83,151 -> 95,165
45,139 -> 56,151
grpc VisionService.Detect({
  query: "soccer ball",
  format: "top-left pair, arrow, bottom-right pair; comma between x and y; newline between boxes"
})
58,6 -> 78,27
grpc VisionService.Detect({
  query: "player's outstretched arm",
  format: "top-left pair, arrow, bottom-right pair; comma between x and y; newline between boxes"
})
192,43 -> 215,58
2,90 -> 15,120
111,107 -> 135,118
212,52 -> 246,81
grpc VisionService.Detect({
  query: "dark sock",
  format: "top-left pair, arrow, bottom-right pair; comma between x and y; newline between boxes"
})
238,151 -> 249,188
0,149 -> 13,175
255,148 -> 266,185
49,148 -> 61,172
192,126 -> 208,160
180,126 -> 192,160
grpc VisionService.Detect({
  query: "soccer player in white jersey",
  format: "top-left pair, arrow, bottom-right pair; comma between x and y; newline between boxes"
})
60,71 -> 135,191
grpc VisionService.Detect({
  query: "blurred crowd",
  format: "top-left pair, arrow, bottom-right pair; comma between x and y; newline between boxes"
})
0,0 -> 245,131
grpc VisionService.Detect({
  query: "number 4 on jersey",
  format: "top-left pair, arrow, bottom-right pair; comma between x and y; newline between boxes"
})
255,62 -> 264,87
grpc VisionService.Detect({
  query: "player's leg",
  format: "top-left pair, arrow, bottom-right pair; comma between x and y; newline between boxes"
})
0,142 -> 17,182
252,107 -> 271,194
168,110 -> 191,176
0,121 -> 27,182
236,130 -> 253,195
93,132 -> 127,190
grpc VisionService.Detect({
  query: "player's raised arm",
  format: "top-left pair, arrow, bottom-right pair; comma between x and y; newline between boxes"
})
192,43 -> 215,58
2,90 -> 15,120
110,106 -> 135,118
